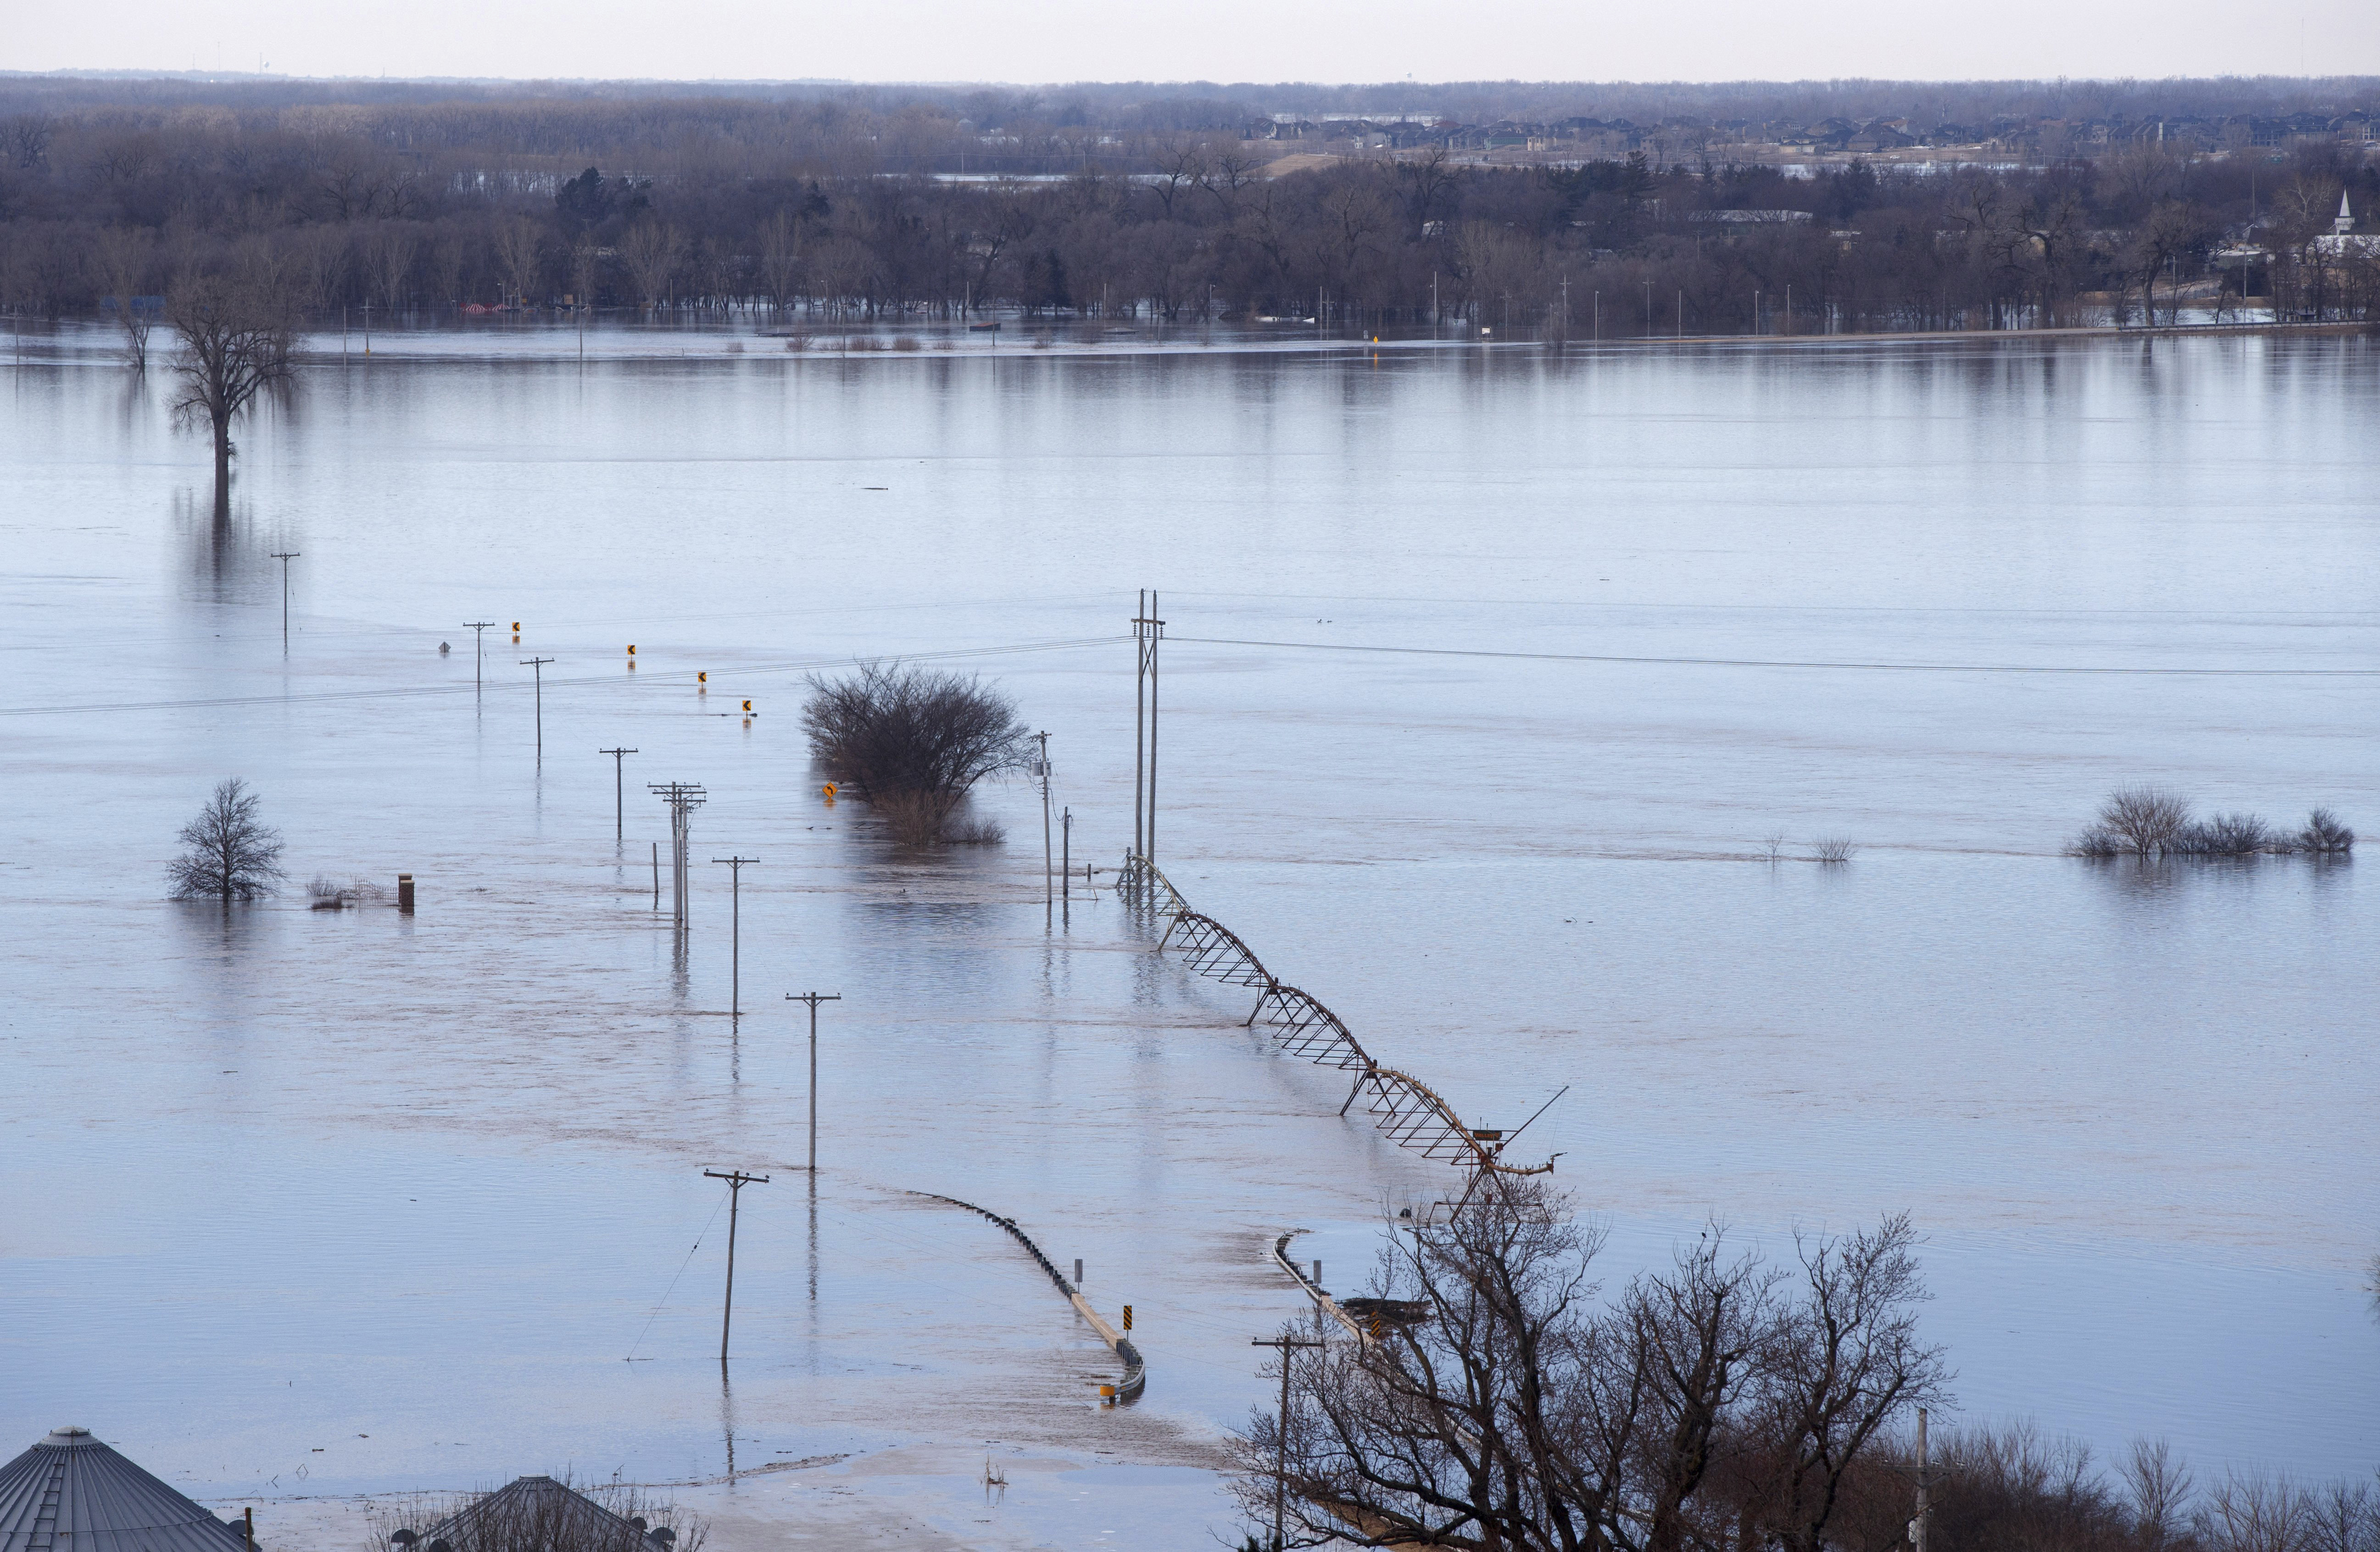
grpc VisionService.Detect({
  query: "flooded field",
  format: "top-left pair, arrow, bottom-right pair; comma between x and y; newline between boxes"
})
3,320 -> 2376,1547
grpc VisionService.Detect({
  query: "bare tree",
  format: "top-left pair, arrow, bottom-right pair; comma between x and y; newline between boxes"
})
800,662 -> 1028,845
2127,1437 -> 2197,1551
2097,786 -> 2193,855
92,226 -> 157,369
2199,1469 -> 2311,1552
494,214 -> 543,307
619,221 -> 687,310
166,778 -> 286,901
167,270 -> 295,489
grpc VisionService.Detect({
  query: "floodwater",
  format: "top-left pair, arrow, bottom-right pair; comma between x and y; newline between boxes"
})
3,319 -> 2377,1548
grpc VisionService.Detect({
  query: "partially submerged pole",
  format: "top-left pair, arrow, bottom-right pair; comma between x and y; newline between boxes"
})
703,1168 -> 770,1362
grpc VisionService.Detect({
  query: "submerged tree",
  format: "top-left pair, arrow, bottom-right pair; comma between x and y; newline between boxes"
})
166,777 -> 286,901
167,270 -> 294,490
801,662 -> 1027,845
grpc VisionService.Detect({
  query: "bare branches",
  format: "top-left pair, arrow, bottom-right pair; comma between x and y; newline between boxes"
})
1231,1181 -> 1945,1552
166,268 -> 294,486
800,662 -> 1028,845
166,778 -> 285,901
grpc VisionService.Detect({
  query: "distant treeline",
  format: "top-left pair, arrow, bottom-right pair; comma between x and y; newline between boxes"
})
4,84 -> 2377,333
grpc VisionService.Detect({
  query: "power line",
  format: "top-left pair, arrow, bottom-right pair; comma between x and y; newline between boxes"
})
1167,635 -> 2380,678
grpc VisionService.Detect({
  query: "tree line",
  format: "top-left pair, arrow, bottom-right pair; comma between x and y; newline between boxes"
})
4,91 -> 2377,335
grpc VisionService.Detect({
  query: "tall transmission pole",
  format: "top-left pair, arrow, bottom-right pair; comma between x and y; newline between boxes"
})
711,856 -> 757,1016
269,552 -> 299,648
785,992 -> 842,1173
1131,591 -> 1164,866
464,622 -> 496,697
1132,590 -> 1146,861
600,747 -> 638,840
520,657 -> 554,761
702,1169 -> 769,1362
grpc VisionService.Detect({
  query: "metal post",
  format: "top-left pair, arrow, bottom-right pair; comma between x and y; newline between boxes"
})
520,657 -> 554,761
786,992 -> 842,1172
712,856 -> 757,1016
602,747 -> 637,840
1147,592 -> 1162,867
703,1169 -> 769,1362
269,552 -> 299,647
1252,1336 -> 1324,1548
1132,590 -> 1145,861
1061,808 -> 1071,902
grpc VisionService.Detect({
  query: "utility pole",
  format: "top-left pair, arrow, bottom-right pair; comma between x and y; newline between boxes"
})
601,747 -> 637,840
648,782 -> 707,930
520,657 -> 554,760
786,992 -> 842,1172
1132,590 -> 1146,861
1061,808 -> 1071,904
711,856 -> 757,1016
464,621 -> 496,697
1036,731 -> 1052,910
1252,1335 -> 1325,1550
269,552 -> 299,647
1911,1406 -> 1931,1552
1131,591 -> 1164,867
702,1169 -> 769,1362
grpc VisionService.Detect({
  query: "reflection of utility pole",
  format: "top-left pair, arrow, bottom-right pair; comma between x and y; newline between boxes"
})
711,855 -> 757,1016
702,1169 -> 769,1362
600,747 -> 637,840
464,621 -> 495,697
786,992 -> 842,1172
1252,1335 -> 1325,1550
520,658 -> 554,761
269,552 -> 299,648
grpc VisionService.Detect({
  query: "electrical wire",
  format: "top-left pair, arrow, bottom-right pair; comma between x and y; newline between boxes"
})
1168,634 -> 2380,677
623,1190 -> 730,1362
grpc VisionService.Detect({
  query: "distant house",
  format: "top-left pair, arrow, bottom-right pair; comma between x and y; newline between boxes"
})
2310,193 -> 2380,258
0,1425 -> 251,1551
1689,209 -> 1816,224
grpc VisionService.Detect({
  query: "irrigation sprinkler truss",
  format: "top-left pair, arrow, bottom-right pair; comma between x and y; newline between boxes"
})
1126,854 -> 1561,1180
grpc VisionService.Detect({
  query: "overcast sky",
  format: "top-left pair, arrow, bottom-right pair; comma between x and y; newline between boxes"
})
9,0 -> 2377,89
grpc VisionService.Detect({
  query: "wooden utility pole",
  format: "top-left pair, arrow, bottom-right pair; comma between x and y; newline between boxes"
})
703,1169 -> 769,1362
601,747 -> 638,840
269,552 -> 299,647
520,657 -> 554,761
786,992 -> 842,1172
711,856 -> 757,1015
1912,1406 -> 1931,1552
1252,1335 -> 1325,1550
1036,731 -> 1052,910
464,622 -> 495,697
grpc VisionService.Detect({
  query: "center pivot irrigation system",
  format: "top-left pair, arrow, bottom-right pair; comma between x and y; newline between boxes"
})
1119,854 -> 1565,1180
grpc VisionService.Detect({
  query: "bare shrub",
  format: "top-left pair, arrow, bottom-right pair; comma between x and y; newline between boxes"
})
307,874 -> 389,908
2098,786 -> 2192,854
782,334 -> 810,352
849,335 -> 884,351
167,778 -> 285,900
2298,807 -> 2355,854
2308,1480 -> 2375,1552
1761,833 -> 1785,862
2174,812 -> 2274,855
1812,837 -> 1857,863
802,662 -> 1027,847
892,335 -> 921,352
946,814 -> 1006,846
2066,827 -> 2123,859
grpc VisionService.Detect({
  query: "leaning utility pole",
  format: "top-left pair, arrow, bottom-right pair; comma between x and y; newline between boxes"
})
711,855 -> 757,1016
1252,1335 -> 1325,1550
601,747 -> 637,841
464,622 -> 496,697
647,782 -> 707,930
785,992 -> 842,1172
702,1168 -> 769,1362
269,552 -> 299,647
520,657 -> 554,761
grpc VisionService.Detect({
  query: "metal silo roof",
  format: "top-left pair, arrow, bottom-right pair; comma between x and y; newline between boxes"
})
0,1427 -> 249,1552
